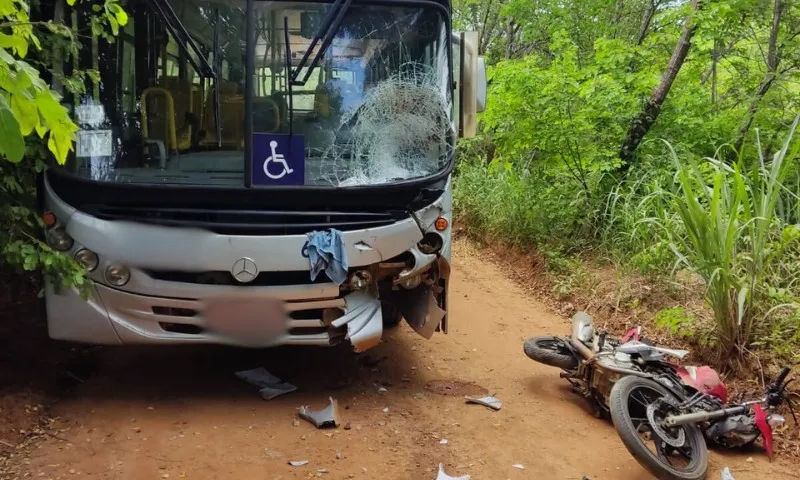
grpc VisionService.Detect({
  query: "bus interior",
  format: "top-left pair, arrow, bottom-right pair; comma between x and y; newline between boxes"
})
61,0 -> 451,186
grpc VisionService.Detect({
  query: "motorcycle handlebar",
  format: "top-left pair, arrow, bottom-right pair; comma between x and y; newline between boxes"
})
775,367 -> 791,387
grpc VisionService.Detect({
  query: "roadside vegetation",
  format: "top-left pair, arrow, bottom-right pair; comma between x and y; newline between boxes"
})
453,0 -> 800,374
0,0 -> 127,305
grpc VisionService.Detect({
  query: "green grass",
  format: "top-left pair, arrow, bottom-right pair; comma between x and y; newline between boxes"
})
454,117 -> 800,366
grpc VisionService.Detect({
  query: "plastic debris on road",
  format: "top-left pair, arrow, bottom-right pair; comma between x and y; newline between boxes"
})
298,397 -> 341,429
288,460 -> 309,467
435,463 -> 470,480
721,467 -> 735,480
464,395 -> 502,411
512,464 -> 525,470
235,367 -> 297,400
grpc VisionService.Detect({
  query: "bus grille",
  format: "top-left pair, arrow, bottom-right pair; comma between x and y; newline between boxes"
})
82,205 -> 405,235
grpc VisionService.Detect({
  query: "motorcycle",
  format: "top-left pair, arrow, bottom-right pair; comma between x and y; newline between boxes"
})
523,312 -> 690,418
609,364 -> 795,480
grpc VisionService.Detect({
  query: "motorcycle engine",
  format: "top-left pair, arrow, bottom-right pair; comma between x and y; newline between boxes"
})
590,353 -> 633,405
706,415 -> 760,448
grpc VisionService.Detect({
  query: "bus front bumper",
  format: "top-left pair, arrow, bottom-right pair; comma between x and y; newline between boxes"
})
45,257 -> 449,352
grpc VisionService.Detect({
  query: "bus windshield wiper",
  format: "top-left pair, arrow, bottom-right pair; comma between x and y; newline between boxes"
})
148,0 -> 215,77
290,0 -> 353,86
147,0 -> 222,145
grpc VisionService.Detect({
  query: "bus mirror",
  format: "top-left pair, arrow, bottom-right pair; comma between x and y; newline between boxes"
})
476,56 -> 486,114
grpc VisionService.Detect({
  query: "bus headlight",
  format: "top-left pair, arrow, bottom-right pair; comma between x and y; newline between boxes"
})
105,264 -> 130,287
47,227 -> 74,251
74,248 -> 99,272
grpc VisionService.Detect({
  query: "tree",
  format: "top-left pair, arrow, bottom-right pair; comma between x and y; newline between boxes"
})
0,0 -> 127,291
618,0 -> 701,170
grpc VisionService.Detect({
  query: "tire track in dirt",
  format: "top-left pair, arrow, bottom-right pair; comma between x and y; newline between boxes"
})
10,242 -> 795,479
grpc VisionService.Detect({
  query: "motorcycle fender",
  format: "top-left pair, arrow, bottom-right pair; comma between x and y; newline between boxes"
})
677,365 -> 728,403
753,404 -> 774,459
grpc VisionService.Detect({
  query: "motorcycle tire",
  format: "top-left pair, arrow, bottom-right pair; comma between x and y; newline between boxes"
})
523,336 -> 579,370
610,376 -> 708,480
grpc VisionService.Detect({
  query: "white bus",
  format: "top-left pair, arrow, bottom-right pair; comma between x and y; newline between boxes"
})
40,0 -> 485,352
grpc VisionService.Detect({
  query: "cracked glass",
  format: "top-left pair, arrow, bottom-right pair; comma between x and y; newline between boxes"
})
56,0 -> 453,187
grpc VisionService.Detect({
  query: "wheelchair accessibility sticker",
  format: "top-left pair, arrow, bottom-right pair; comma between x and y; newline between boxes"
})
252,133 -> 305,185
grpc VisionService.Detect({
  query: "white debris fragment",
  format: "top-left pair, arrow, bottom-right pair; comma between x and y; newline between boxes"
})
378,387 -> 387,393
464,395 -> 502,411
289,460 -> 309,467
435,463 -> 470,480
440,439 -> 448,445
512,464 -> 525,470
721,467 -> 735,480
298,397 -> 340,429
382,407 -> 389,413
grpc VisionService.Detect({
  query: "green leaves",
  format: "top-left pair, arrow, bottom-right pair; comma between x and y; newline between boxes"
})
0,94 -> 24,162
0,0 -> 127,299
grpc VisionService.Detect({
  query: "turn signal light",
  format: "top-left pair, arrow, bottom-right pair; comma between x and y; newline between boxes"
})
434,216 -> 448,232
42,211 -> 57,228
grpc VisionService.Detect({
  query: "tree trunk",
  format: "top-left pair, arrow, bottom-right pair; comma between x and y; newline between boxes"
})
618,0 -> 701,170
505,20 -> 515,59
731,0 -> 784,159
635,1 -> 657,46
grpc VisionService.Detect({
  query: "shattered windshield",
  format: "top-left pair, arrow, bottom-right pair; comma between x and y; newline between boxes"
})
58,0 -> 453,188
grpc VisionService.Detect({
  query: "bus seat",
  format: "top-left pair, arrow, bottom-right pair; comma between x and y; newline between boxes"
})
253,97 -> 280,133
155,77 -> 197,150
201,82 -> 244,148
141,87 -> 178,152
313,84 -> 332,117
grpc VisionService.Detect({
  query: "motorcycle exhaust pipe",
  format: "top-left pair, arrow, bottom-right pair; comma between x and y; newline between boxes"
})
569,338 -> 594,360
664,406 -> 747,427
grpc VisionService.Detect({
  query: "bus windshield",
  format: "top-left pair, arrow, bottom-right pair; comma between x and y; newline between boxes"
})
61,0 -> 453,188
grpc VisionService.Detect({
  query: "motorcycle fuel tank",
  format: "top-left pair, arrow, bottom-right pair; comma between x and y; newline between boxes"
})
677,365 -> 728,403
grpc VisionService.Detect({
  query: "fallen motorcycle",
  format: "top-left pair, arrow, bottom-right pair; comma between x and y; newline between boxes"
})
523,312 -> 689,418
609,365 -> 795,480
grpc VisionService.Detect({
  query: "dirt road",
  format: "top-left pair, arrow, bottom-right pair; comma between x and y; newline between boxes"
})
11,243 -> 795,479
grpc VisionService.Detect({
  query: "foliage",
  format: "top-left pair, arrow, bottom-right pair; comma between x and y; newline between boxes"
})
665,117 -> 799,358
454,0 -> 800,366
0,0 -> 127,293
655,307 -> 697,338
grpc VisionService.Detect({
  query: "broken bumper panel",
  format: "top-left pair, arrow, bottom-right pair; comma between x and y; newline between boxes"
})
45,279 -> 388,350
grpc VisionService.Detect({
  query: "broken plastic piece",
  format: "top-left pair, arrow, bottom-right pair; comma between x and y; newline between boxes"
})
332,291 -> 383,352
298,397 -> 340,429
721,467 -> 735,480
435,463 -> 470,480
512,464 -> 525,470
235,367 -> 297,400
465,395 -> 502,411
289,460 -> 309,467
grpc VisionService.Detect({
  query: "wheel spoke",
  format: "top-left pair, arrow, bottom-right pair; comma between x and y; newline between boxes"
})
621,384 -> 698,473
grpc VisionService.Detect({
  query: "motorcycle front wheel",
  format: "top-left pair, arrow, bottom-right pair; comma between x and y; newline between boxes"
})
523,336 -> 579,370
609,376 -> 708,480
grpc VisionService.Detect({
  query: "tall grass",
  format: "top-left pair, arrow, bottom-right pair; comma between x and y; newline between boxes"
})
666,115 -> 800,360
453,118 -> 800,365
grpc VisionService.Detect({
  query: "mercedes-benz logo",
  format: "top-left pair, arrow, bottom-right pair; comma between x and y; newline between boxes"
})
231,257 -> 258,284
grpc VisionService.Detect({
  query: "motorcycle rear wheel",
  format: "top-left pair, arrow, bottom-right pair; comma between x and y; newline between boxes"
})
610,376 -> 708,480
523,336 -> 579,370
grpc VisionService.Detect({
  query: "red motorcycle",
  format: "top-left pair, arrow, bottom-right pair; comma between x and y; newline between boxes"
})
609,357 -> 795,480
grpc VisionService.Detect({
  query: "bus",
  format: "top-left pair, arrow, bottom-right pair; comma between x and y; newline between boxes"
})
39,0 -> 486,352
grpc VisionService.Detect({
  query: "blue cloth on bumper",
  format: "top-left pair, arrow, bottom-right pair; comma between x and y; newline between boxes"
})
305,229 -> 348,285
